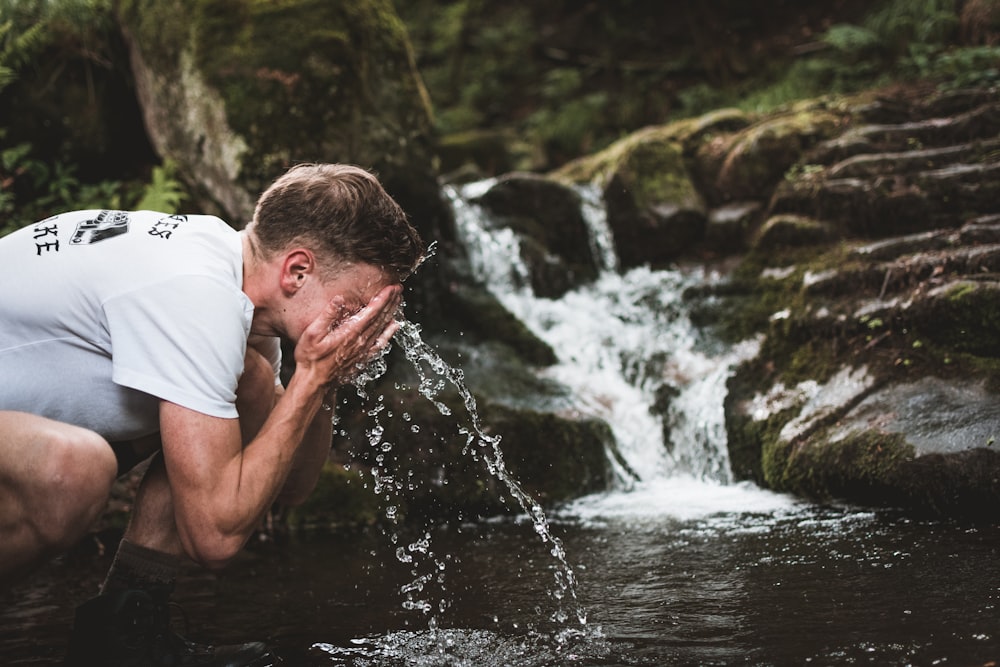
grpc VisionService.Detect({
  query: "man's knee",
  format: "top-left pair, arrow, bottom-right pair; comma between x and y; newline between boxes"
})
33,424 -> 117,549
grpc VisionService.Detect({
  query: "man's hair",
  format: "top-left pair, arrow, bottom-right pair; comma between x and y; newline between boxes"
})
249,163 -> 425,281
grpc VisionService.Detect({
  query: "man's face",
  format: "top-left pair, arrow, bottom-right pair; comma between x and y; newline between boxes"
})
285,262 -> 394,344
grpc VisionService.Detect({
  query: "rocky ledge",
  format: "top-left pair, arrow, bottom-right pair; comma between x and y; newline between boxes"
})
466,83 -> 1000,518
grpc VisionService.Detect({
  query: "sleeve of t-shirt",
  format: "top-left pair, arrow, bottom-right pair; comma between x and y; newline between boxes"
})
102,275 -> 252,418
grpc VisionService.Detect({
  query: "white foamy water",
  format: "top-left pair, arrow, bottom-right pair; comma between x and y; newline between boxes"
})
447,181 -> 791,520
561,477 -> 801,525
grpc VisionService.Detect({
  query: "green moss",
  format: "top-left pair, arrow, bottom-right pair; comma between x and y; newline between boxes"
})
615,138 -> 701,210
119,0 -> 431,197
286,462 -> 381,528
777,429 -> 915,502
914,281 -> 1000,357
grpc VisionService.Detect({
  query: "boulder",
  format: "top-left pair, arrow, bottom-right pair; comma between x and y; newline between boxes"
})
551,112 -> 759,266
601,137 -> 707,268
698,105 -> 844,203
733,369 -> 1000,518
115,0 -> 444,241
472,173 -> 599,296
323,383 -> 614,524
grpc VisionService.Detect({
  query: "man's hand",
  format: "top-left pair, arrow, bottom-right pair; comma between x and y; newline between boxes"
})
294,284 -> 403,388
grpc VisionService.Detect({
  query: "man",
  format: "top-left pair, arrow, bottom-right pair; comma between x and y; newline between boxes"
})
0,163 -> 425,665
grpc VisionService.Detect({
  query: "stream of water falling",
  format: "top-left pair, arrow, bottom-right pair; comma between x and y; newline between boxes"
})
347,318 -> 587,636
446,180 -> 764,488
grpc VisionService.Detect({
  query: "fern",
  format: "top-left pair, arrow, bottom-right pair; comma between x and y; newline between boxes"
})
135,160 -> 186,214
0,13 -> 47,94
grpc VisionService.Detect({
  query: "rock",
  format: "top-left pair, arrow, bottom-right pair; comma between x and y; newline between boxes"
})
728,363 -> 1000,517
436,282 -> 557,366
601,138 -> 707,268
324,385 -> 614,523
752,214 -> 836,252
723,89 -> 1000,516
115,0 -> 442,238
551,110 -> 760,266
704,201 -> 762,254
788,376 -> 1000,517
472,173 -> 599,296
706,107 -> 844,202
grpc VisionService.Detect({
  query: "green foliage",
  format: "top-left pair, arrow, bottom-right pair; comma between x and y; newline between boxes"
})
0,143 -> 184,237
527,68 -> 608,158
0,3 -> 48,94
0,0 -> 169,236
822,23 -> 881,56
135,160 -> 186,213
733,0 -> 990,115
929,45 -> 1000,88
864,0 -> 959,56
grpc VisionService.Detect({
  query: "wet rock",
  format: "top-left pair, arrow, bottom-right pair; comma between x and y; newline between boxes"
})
553,115 -> 743,266
752,214 -> 837,252
959,214 -> 1000,243
116,0 -> 444,241
705,201 -> 762,254
325,386 -> 614,524
791,377 -> 1000,517
728,363 -> 1000,517
437,282 -> 557,366
706,107 -> 844,202
472,173 -> 598,296
724,89 -> 1000,517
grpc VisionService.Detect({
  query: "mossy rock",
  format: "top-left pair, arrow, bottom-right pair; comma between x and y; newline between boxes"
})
472,172 -> 599,295
708,108 -> 844,202
324,385 -> 613,524
602,138 -> 707,267
752,214 -> 837,252
551,108 -> 751,187
116,0 -> 440,234
910,280 -> 1000,357
436,282 -> 557,367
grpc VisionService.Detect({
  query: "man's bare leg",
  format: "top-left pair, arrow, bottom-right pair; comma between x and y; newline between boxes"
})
0,411 -> 117,584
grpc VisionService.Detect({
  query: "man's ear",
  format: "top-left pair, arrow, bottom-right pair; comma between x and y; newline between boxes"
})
279,248 -> 316,296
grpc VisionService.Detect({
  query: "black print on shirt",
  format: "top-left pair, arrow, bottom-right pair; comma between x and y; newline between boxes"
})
69,210 -> 130,246
148,214 -> 188,240
32,216 -> 60,255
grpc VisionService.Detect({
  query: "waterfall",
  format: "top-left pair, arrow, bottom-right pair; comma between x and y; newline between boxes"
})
446,182 -> 763,494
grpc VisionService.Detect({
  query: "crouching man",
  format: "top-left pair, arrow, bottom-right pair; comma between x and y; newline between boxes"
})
0,163 -> 425,666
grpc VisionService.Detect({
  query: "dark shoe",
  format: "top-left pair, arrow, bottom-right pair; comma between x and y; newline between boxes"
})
64,587 -> 276,666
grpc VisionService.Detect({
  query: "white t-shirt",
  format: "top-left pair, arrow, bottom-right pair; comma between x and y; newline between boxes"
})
0,210 -> 280,441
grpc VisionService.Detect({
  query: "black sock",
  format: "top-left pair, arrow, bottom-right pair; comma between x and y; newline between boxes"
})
100,539 -> 179,595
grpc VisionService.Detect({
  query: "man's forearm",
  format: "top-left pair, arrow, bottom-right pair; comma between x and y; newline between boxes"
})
275,389 -> 335,506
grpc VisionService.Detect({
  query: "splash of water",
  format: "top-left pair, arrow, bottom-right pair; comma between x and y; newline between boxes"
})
393,318 -> 588,630
341,312 -> 587,638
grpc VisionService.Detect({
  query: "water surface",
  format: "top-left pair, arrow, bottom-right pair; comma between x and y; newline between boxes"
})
3,483 -> 997,666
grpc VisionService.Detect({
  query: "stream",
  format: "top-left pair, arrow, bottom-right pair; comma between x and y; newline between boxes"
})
1,183 -> 998,665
